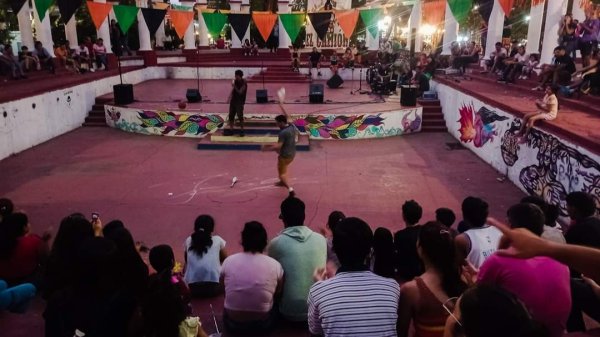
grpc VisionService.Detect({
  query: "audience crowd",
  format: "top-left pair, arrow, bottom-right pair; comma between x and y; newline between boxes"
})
1,189 -> 600,337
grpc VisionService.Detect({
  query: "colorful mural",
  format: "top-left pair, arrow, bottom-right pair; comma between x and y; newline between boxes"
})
458,103 -> 508,148
294,114 -> 384,139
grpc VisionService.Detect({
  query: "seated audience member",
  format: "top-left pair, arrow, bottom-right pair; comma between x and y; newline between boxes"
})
330,52 -> 339,74
0,198 -> 14,222
443,284 -> 550,337
19,46 -> 40,72
565,191 -> 600,252
216,36 -> 226,49
291,46 -> 300,72
221,221 -> 283,334
308,47 -> 322,77
73,41 -> 93,72
242,39 -> 252,56
498,45 -> 529,83
520,53 -> 540,79
322,210 -> 345,276
483,42 -> 507,74
0,279 -> 36,313
44,237 -> 135,337
436,207 -> 457,232
455,197 -> 502,269
453,41 -> 480,74
251,40 -> 259,56
533,46 -> 576,90
268,196 -> 326,322
478,203 -> 571,337
398,221 -> 467,337
521,196 -> 565,244
43,213 -> 95,300
394,200 -> 424,280
54,43 -> 68,67
308,217 -> 400,337
33,41 -> 55,73
93,38 -> 109,71
515,85 -> 559,141
83,36 -> 95,60
0,213 -> 49,286
572,49 -> 599,95
342,47 -> 355,69
183,215 -> 227,298
0,45 -> 26,79
371,227 -> 396,278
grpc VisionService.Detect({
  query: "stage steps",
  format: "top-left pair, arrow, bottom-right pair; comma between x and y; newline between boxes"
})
83,97 -> 112,127
198,120 -> 310,151
418,99 -> 447,133
248,66 -> 311,84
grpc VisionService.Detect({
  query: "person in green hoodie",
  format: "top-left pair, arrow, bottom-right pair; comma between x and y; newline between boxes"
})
267,196 -> 326,322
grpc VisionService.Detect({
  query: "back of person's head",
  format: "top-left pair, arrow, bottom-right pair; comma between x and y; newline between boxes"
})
327,210 -> 346,232
495,42 -> 502,47
333,217 -> 373,267
566,191 -> 597,219
104,226 -> 141,263
0,198 -> 14,220
507,203 -> 545,236
51,213 -> 94,259
461,197 -> 489,228
149,244 -> 175,273
235,69 -> 243,77
280,196 -> 305,228
0,212 -> 28,258
459,285 -> 549,337
75,237 -> 118,290
143,271 -> 187,337
189,214 -> 215,257
520,196 -> 560,227
102,220 -> 125,237
435,208 -> 456,228
418,221 -> 466,297
372,227 -> 395,278
241,221 -> 268,253
275,114 -> 287,124
402,200 -> 423,225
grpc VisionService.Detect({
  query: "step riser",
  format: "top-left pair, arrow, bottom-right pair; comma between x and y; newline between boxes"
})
198,144 -> 310,151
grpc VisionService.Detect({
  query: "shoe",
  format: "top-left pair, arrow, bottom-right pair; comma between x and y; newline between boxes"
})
274,181 -> 286,187
288,188 -> 295,197
239,131 -> 245,137
317,72 -> 322,76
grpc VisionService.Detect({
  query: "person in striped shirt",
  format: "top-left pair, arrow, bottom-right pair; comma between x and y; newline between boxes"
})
308,217 -> 401,337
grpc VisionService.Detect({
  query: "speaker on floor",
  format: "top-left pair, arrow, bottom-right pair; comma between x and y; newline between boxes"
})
326,74 -> 344,88
309,84 -> 324,103
186,89 -> 202,103
256,89 -> 268,103
400,85 -> 417,107
113,84 -> 134,105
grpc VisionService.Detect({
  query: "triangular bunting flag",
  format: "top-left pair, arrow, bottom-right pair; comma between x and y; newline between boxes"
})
228,13 -> 252,40
308,12 -> 332,41
279,13 -> 305,42
448,0 -> 472,22
359,8 -> 382,38
57,0 -> 80,23
202,12 -> 228,38
498,0 -> 515,17
113,5 -> 139,34
388,5 -> 413,26
334,10 -> 359,39
34,0 -> 54,21
168,9 -> 194,38
141,8 -> 167,37
252,12 -> 278,42
423,0 -> 445,26
86,1 -> 113,30
9,0 -> 27,14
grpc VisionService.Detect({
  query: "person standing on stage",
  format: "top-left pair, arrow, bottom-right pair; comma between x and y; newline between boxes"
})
308,47 -> 322,77
262,90 -> 297,196
227,70 -> 248,136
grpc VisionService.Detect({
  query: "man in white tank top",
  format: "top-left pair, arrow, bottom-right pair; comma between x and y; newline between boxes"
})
455,197 -> 503,268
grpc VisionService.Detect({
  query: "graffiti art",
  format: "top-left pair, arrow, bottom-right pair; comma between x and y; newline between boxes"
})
137,110 -> 224,136
458,103 -> 508,148
293,114 -> 385,139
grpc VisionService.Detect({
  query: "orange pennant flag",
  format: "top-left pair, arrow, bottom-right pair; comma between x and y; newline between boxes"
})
168,9 -> 194,39
252,12 -> 278,42
86,1 -> 113,30
498,0 -> 515,17
422,0 -> 445,27
335,10 -> 359,39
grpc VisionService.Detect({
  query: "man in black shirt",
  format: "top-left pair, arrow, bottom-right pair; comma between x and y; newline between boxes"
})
394,200 -> 424,280
534,46 -> 576,90
308,47 -> 322,77
227,69 -> 248,136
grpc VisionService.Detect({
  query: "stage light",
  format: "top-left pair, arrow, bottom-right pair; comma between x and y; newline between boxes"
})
378,16 -> 392,31
473,5 -> 479,10
525,15 -> 531,21
419,24 -> 435,36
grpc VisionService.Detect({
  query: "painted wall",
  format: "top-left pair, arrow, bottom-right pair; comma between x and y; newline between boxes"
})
104,105 -> 423,140
434,81 -> 600,214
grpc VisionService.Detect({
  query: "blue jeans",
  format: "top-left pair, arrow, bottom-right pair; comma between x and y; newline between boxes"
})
0,280 -> 36,313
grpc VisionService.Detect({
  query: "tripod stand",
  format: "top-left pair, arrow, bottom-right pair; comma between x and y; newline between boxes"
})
350,67 -> 367,95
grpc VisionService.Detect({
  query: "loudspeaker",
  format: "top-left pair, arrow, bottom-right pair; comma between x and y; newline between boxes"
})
400,85 -> 417,107
113,84 -> 134,105
186,89 -> 202,103
309,84 -> 324,103
423,91 -> 438,100
256,89 -> 268,103
326,74 -> 344,88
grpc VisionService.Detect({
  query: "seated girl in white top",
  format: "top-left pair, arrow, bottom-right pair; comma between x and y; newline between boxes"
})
183,214 -> 227,297
516,85 -> 559,142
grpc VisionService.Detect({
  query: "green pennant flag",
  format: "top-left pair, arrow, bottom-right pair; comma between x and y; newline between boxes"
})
359,8 -> 382,38
113,5 -> 139,34
279,13 -> 306,43
202,12 -> 228,38
34,0 -> 54,21
448,0 -> 473,23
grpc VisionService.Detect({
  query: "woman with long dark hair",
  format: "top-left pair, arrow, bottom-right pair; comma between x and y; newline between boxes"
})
397,221 -> 467,337
371,227 -> 396,278
183,214 -> 227,297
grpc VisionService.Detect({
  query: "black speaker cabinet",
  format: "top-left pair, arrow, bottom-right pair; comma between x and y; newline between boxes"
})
326,74 -> 344,88
113,84 -> 134,105
400,85 -> 417,107
309,84 -> 324,103
186,89 -> 202,103
256,89 -> 268,103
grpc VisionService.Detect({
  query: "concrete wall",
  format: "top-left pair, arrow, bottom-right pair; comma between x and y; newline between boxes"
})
433,81 -> 600,214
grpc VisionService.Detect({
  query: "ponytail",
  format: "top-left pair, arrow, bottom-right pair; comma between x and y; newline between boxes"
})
188,215 -> 214,257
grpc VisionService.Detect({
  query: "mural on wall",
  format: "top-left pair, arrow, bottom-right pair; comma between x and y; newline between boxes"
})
458,103 -> 508,148
137,110 -> 225,136
501,119 -> 600,214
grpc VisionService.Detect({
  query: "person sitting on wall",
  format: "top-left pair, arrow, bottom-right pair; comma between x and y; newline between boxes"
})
93,38 -> 109,71
498,45 -> 529,84
18,46 -> 40,72
482,42 -> 507,74
251,40 -> 259,56
0,45 -> 27,79
242,39 -> 252,56
74,41 -> 93,73
216,36 -> 226,49
532,46 -> 576,90
330,52 -> 339,74
342,47 -> 355,69
515,85 -> 559,142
